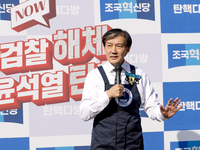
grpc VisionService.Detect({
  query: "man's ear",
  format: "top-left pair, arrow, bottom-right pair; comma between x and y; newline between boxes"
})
125,46 -> 131,55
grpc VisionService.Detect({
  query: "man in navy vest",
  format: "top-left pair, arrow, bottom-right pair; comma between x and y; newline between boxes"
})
80,28 -> 182,150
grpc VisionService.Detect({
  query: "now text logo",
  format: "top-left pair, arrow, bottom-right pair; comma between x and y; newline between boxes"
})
11,0 -> 56,32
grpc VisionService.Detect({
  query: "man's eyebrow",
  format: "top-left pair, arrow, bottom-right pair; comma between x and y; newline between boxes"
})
106,42 -> 125,45
116,43 -> 124,45
106,42 -> 112,44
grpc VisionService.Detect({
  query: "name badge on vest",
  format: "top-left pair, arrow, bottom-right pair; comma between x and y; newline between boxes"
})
125,72 -> 141,85
115,87 -> 133,107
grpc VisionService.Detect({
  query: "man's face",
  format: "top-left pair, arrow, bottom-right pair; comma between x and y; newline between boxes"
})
104,35 -> 130,66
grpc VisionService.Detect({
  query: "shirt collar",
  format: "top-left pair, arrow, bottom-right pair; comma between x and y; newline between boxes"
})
122,61 -> 130,72
105,61 -> 130,73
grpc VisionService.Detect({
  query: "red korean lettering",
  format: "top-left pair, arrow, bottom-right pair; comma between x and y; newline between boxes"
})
69,62 -> 98,101
41,71 -> 69,104
0,77 -> 21,111
81,25 -> 110,61
93,25 -> 111,60
25,38 -> 53,71
16,73 -> 45,106
0,41 -> 25,74
53,25 -> 111,66
53,29 -> 69,65
53,28 -> 84,65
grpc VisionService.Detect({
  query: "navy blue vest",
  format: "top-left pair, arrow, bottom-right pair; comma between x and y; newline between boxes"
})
91,65 -> 144,150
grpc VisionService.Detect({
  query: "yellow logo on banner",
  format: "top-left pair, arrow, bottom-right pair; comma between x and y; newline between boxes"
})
127,76 -> 135,85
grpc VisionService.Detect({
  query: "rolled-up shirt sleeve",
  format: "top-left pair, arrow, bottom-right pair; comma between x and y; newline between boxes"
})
80,69 -> 110,121
138,69 -> 169,122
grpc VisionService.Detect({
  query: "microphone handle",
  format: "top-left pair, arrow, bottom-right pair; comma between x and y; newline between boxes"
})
115,62 -> 122,84
116,70 -> 121,84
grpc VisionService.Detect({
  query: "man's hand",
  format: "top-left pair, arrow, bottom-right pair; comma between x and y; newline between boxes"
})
106,84 -> 124,99
160,97 -> 183,118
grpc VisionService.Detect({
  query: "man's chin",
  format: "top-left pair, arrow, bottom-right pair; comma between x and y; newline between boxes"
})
110,60 -> 119,66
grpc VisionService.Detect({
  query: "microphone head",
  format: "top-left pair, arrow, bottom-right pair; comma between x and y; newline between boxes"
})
115,62 -> 122,72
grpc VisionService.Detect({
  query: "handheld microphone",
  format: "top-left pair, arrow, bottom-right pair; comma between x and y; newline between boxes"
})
114,62 -> 122,150
114,62 -> 122,84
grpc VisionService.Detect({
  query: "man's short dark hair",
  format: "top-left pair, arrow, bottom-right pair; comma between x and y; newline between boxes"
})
102,28 -> 132,48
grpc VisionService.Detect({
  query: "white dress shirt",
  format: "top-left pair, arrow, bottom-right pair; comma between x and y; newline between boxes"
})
80,61 -> 168,122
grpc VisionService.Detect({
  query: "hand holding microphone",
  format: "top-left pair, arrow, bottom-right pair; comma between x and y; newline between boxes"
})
106,62 -> 124,99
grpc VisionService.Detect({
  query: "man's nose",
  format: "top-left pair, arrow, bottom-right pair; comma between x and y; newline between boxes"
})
111,46 -> 117,53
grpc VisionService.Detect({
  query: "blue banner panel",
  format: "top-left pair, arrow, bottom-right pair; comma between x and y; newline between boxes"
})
161,0 -> 200,33
137,0 -> 155,21
36,148 -> 55,150
56,147 -> 73,150
0,137 -> 29,150
168,44 -> 186,69
74,146 -> 90,150
168,44 -> 200,68
163,82 -> 200,131
143,132 -> 164,150
0,0 -> 19,21
0,112 -> 4,122
140,108 -> 148,118
100,0 -> 155,21
0,104 -> 23,124
171,140 -> 200,150
100,0 -> 119,21
3,104 -> 23,124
